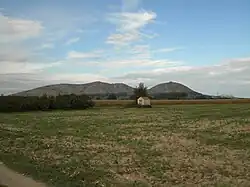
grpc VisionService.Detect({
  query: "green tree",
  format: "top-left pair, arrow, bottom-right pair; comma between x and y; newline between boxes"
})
107,93 -> 117,100
0,94 -> 94,112
133,83 -> 148,104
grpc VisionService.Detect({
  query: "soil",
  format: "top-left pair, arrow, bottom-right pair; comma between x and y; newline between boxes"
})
0,162 -> 47,187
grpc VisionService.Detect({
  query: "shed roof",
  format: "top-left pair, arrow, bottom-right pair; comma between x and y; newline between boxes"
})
138,96 -> 150,100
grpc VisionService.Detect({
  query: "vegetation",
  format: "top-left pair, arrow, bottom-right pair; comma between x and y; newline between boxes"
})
93,99 -> 250,107
152,92 -> 188,100
84,93 -> 236,100
131,83 -> 149,104
1,104 -> 250,186
107,93 -> 117,100
0,94 -> 94,112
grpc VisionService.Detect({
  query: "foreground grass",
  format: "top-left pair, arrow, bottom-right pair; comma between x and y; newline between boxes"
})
0,104 -> 250,186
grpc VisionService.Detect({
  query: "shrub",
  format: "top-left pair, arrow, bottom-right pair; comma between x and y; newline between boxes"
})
0,94 -> 94,112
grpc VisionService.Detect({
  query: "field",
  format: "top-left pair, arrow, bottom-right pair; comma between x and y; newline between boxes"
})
1,104 -> 250,186
94,99 -> 250,107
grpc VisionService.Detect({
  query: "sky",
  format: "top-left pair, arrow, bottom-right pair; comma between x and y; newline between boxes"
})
0,0 -> 249,97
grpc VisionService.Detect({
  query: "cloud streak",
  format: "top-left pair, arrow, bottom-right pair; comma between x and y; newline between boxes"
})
41,43 -> 55,49
65,37 -> 80,45
153,47 -> 183,53
113,57 -> 250,97
0,61 -> 62,74
0,13 -> 43,43
1,57 -> 250,97
106,10 -> 157,46
67,50 -> 103,59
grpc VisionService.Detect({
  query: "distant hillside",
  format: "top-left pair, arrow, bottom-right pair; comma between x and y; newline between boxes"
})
12,81 -> 211,99
13,81 -> 134,97
148,81 -> 205,99
148,81 -> 195,94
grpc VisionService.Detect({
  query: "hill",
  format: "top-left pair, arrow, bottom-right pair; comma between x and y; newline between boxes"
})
148,81 -> 206,99
12,81 -> 211,99
149,81 -> 195,93
12,81 -> 134,97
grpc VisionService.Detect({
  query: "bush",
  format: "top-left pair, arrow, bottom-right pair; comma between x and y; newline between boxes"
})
0,94 -> 95,112
138,105 -> 152,108
107,93 -> 117,100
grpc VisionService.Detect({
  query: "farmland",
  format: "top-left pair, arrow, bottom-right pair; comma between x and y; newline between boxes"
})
1,104 -> 250,186
94,99 -> 250,107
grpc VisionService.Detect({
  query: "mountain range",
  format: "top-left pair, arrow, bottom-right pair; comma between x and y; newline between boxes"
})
12,81 -> 210,99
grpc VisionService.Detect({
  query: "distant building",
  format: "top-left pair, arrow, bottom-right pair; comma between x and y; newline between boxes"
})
137,96 -> 151,107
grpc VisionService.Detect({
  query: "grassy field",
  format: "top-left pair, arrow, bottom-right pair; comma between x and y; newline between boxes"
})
94,99 -> 250,107
1,104 -> 250,186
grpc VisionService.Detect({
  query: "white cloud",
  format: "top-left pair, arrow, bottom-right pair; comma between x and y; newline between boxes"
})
65,37 -> 80,45
131,44 -> 149,53
140,32 -> 159,39
24,4 -> 98,40
49,73 -> 109,83
0,61 -> 62,74
67,50 -> 103,59
0,13 -> 43,43
41,43 -> 54,49
66,44 -> 183,71
1,57 -> 250,97
0,72 -> 109,95
106,32 -> 140,46
0,44 -> 31,62
108,10 -> 156,32
0,6 -> 249,98
0,13 -> 62,77
66,44 -> 181,70
107,10 -> 157,46
76,29 -> 99,34
103,59 -> 182,69
130,44 -> 150,58
113,57 -> 250,97
153,47 -> 183,53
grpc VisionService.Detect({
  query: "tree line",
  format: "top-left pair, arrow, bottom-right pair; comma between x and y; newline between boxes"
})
131,83 -> 214,100
92,83 -> 228,100
98,83 -> 198,100
0,94 -> 94,112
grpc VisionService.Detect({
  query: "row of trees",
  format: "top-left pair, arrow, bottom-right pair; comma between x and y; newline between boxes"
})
100,83 -> 190,101
0,94 -> 94,112
125,83 -> 222,100
1,82 -> 221,112
94,92 -> 190,100
152,92 -> 188,100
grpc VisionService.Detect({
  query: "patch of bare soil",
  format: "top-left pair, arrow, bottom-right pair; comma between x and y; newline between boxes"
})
0,162 -> 47,187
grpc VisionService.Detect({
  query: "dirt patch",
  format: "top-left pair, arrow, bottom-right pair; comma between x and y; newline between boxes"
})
149,133 -> 250,185
0,124 -> 28,133
239,126 -> 250,132
0,162 -> 47,187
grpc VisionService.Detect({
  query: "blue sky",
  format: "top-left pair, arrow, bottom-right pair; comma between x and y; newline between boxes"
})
0,0 -> 250,97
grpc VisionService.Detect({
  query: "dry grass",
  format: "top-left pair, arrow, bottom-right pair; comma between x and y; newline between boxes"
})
0,104 -> 250,186
94,99 -> 250,106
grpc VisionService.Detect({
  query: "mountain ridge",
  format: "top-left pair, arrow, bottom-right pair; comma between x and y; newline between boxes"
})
12,81 -> 209,99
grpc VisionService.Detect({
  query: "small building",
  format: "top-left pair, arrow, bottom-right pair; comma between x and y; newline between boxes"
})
137,96 -> 151,107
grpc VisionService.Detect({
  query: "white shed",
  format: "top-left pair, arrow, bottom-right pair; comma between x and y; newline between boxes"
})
137,96 -> 151,106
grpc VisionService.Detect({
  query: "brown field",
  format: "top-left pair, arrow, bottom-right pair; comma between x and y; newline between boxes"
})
94,99 -> 250,107
1,104 -> 250,186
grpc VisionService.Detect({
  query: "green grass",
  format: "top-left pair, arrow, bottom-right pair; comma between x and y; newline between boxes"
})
1,104 -> 250,186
